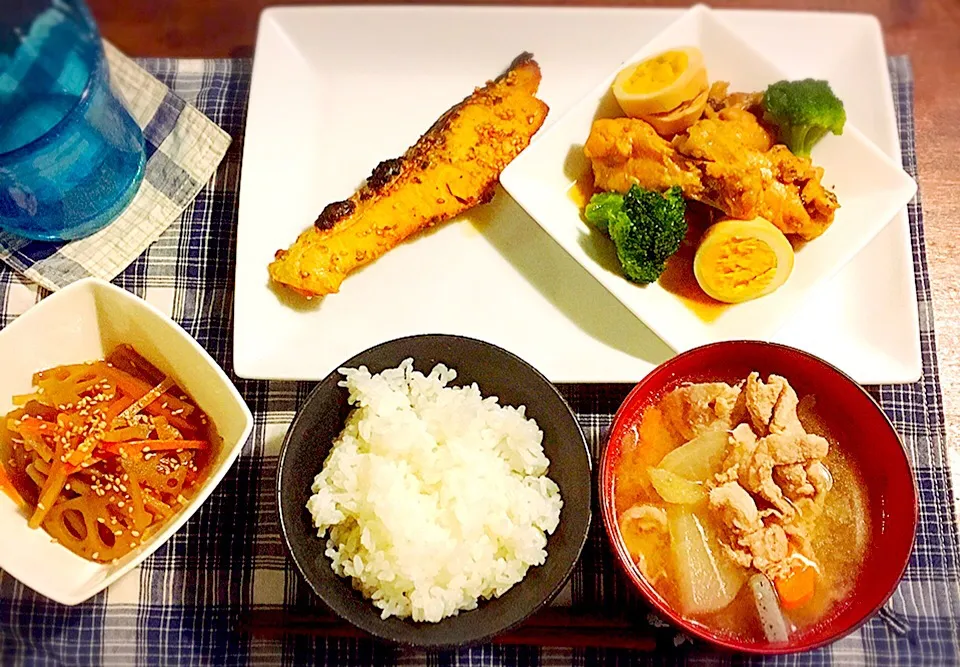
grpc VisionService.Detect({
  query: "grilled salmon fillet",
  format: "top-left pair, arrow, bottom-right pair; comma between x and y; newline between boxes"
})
269,53 -> 549,297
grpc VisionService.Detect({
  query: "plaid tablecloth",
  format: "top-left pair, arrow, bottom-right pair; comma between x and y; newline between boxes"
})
1,56 -> 958,666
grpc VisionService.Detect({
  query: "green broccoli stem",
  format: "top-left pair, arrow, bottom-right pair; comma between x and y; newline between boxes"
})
783,124 -> 830,158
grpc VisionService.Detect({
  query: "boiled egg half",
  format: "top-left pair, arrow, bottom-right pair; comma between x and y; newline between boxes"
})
693,217 -> 795,304
612,47 -> 708,118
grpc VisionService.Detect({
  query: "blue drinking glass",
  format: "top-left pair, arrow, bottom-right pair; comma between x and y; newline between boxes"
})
0,0 -> 145,241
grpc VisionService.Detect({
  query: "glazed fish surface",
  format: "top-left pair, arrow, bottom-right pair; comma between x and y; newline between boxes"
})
269,53 -> 549,298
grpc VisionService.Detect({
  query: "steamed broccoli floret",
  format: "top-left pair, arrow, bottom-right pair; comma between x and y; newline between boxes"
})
762,79 -> 846,158
585,185 -> 687,284
613,185 -> 687,283
584,191 -> 629,233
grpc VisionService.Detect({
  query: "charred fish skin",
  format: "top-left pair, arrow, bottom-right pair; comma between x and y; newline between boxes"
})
269,53 -> 549,298
314,200 -> 355,230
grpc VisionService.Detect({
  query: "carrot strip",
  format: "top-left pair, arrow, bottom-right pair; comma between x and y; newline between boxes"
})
66,433 -> 102,468
115,377 -> 176,424
98,443 -> 131,457
96,445 -> 121,457
100,366 -> 193,415
129,440 -> 207,452
105,394 -> 136,424
16,418 -> 61,440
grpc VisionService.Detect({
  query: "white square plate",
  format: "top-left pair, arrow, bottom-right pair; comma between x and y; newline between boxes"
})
0,279 -> 253,605
500,5 -> 917,357
235,5 -> 921,384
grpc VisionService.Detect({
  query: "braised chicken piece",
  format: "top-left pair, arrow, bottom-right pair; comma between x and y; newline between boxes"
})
705,80 -> 764,113
716,423 -> 760,485
583,88 -> 840,240
774,464 -> 816,498
710,481 -> 763,534
584,117 -> 701,197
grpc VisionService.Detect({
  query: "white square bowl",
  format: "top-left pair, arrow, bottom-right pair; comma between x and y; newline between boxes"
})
0,278 -> 253,605
500,4 -> 917,354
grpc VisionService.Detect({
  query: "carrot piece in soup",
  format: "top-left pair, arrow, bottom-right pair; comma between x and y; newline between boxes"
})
774,559 -> 819,609
614,406 -> 683,512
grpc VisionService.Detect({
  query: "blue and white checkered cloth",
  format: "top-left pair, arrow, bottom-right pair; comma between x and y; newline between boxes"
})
0,43 -> 230,292
0,55 -> 957,666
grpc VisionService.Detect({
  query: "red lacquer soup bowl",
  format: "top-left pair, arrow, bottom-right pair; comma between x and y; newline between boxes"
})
599,341 -> 918,654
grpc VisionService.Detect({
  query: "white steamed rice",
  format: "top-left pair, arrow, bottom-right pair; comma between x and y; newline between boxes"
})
306,359 -> 563,622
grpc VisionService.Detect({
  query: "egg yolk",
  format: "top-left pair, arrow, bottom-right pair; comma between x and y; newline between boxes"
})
697,237 -> 778,299
623,51 -> 689,95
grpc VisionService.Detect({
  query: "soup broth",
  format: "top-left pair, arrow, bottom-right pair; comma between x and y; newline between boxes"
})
612,374 -> 871,644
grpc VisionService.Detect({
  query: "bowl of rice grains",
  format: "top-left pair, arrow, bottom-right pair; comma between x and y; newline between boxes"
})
276,334 -> 592,647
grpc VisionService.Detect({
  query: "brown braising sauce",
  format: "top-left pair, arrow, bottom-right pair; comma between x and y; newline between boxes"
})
658,203 -> 729,323
567,170 -> 595,210
570,176 -> 730,323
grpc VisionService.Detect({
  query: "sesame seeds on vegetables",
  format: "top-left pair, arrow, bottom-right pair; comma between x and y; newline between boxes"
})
0,346 -> 216,563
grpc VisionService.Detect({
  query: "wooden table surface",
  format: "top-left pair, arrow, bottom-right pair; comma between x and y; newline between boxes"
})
87,0 -> 960,473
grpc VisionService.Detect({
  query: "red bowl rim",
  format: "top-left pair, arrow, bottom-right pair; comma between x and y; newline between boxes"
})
599,340 -> 919,655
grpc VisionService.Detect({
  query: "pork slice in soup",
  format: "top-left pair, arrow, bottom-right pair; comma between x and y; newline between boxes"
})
613,372 -> 870,643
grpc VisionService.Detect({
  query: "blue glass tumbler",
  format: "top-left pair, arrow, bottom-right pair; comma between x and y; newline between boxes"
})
0,0 -> 145,241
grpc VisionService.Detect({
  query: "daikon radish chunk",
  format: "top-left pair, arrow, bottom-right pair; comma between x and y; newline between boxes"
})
667,506 -> 746,614
648,467 -> 706,505
657,430 -> 729,481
